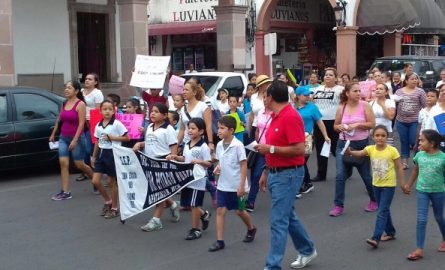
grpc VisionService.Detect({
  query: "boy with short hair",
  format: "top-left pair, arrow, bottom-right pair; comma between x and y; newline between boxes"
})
168,110 -> 180,136
226,95 -> 246,143
208,116 -> 256,252
106,93 -> 123,113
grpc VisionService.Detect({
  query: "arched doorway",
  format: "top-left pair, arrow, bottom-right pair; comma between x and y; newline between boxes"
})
255,0 -> 340,77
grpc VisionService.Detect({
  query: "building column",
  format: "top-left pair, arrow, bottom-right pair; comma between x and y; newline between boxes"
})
0,0 -> 15,86
336,26 -> 358,76
254,31 -> 269,76
214,1 -> 248,72
116,0 -> 148,87
383,32 -> 402,56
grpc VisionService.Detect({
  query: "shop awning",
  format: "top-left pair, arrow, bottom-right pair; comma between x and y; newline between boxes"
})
357,0 -> 420,35
405,0 -> 445,34
148,21 -> 216,36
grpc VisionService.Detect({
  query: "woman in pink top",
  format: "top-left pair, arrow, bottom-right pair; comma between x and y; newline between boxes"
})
49,80 -> 94,201
329,83 -> 376,217
246,91 -> 272,212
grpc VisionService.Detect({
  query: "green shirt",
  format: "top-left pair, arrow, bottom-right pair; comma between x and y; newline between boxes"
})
413,151 -> 445,193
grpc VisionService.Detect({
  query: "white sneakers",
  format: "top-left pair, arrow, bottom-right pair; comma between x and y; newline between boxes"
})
290,249 -> 317,269
141,218 -> 163,232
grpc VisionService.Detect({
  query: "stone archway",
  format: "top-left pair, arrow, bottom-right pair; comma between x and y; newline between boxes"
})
255,0 -> 352,76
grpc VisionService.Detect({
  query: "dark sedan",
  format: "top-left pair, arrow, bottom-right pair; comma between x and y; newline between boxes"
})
0,87 -> 65,171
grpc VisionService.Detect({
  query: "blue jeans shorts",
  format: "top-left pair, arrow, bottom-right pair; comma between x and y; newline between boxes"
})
59,135 -> 86,161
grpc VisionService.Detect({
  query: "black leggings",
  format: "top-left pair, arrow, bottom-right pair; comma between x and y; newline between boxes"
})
313,120 -> 339,179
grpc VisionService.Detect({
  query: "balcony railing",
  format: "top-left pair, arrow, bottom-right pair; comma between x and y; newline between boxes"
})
402,44 -> 439,56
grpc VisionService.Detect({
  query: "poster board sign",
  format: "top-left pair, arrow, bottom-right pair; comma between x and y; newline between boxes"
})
89,109 -> 102,143
359,80 -> 376,99
130,55 -> 171,89
116,114 -> 144,139
168,75 -> 186,96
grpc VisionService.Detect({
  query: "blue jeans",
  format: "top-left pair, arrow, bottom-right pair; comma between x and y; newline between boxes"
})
247,154 -> 266,205
335,139 -> 375,207
83,129 -> 93,166
395,120 -> 418,159
59,134 -> 86,161
371,187 -> 396,241
265,167 -> 315,270
416,191 -> 445,249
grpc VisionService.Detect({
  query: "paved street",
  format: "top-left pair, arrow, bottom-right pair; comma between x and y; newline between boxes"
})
0,155 -> 444,270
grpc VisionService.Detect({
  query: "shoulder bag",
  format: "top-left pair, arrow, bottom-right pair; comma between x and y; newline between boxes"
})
247,116 -> 271,169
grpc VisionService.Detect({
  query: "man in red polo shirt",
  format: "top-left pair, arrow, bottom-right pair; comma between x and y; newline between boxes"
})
256,80 -> 317,269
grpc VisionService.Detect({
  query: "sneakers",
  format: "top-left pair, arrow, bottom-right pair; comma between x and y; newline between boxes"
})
200,210 -> 211,230
208,241 -> 225,252
141,218 -> 163,232
243,227 -> 257,243
329,206 -> 344,217
185,229 -> 202,240
104,208 -> 119,219
51,191 -> 72,201
100,203 -> 112,216
246,202 -> 255,212
295,193 -> 302,199
170,201 -> 180,222
300,183 -> 314,194
290,249 -> 317,269
365,201 -> 378,212
75,173 -> 88,181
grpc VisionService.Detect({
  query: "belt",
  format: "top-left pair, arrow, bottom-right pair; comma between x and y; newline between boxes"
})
268,165 -> 302,173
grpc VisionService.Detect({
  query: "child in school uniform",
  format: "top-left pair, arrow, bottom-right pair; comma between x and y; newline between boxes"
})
208,116 -> 256,252
122,97 -> 144,148
226,95 -> 246,143
91,100 -> 130,219
133,103 -> 180,231
167,118 -> 212,240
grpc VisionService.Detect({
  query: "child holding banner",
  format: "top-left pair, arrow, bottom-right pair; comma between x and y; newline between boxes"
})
91,100 -> 130,219
133,103 -> 180,231
208,116 -> 256,252
167,118 -> 212,240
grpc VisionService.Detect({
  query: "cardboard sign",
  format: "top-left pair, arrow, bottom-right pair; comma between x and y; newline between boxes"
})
168,75 -> 186,96
359,81 -> 376,99
130,55 -> 171,89
116,113 -> 144,139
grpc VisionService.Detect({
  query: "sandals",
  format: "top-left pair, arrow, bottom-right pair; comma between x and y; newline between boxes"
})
366,239 -> 378,248
407,251 -> 423,261
380,235 -> 396,241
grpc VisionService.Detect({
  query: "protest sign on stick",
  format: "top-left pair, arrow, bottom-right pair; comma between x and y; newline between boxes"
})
168,75 -> 186,96
130,55 -> 171,89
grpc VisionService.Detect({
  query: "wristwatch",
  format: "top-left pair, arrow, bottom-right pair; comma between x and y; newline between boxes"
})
269,145 -> 275,154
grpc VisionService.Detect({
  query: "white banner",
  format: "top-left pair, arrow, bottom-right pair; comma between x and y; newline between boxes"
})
113,145 -> 197,220
130,55 -> 171,89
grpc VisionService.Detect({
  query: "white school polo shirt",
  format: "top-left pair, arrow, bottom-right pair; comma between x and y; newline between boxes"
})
216,137 -> 249,192
144,121 -> 178,158
184,138 -> 211,191
94,117 -> 128,149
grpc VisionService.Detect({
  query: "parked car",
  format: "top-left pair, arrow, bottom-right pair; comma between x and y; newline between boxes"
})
180,72 -> 248,107
0,87 -> 64,171
368,56 -> 445,89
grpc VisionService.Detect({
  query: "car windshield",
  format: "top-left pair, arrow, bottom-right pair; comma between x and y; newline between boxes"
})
181,75 -> 222,97
371,60 -> 425,75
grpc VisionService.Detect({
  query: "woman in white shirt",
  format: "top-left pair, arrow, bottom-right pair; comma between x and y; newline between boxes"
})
311,68 -> 343,182
178,81 -> 213,150
369,83 -> 396,144
248,75 -> 272,138
77,73 -> 104,182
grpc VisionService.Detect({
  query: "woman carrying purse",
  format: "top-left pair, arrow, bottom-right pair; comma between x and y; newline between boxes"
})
330,82 -> 376,217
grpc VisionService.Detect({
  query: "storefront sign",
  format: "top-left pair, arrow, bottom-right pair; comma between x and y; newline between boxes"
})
148,0 -> 218,24
271,0 -> 334,24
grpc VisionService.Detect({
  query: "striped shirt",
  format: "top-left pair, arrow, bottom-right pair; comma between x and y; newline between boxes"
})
395,87 -> 426,123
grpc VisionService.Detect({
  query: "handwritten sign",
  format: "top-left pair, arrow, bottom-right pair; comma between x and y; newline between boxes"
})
359,80 -> 376,100
116,114 -> 144,139
130,55 -> 171,89
168,75 -> 186,96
